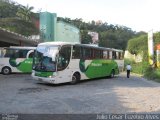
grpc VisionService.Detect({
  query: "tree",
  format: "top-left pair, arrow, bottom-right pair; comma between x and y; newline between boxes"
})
81,30 -> 92,44
0,0 -> 19,18
16,4 -> 34,22
127,35 -> 147,55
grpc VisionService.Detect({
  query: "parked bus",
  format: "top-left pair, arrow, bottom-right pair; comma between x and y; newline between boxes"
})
0,46 -> 35,75
32,42 -> 124,84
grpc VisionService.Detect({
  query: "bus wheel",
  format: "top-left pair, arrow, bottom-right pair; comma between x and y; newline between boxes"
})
2,67 -> 11,75
110,70 -> 115,78
70,73 -> 80,85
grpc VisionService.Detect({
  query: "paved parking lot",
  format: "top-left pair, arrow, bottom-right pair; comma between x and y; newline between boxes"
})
0,73 -> 160,114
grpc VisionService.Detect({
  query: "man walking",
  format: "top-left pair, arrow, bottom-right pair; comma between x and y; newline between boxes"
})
126,64 -> 132,78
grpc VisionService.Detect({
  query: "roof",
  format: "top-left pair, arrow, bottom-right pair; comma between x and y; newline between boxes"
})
38,42 -> 123,52
0,27 -> 40,46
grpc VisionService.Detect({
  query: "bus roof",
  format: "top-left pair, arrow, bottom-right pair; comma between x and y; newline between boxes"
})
38,41 -> 76,46
75,44 -> 123,52
9,46 -> 36,50
38,42 -> 123,52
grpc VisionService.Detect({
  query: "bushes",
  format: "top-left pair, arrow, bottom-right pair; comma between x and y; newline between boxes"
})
125,62 -> 148,75
125,60 -> 160,82
144,67 -> 160,82
127,35 -> 147,55
0,18 -> 39,36
126,32 -> 160,82
131,63 -> 143,74
124,58 -> 160,82
124,58 -> 149,75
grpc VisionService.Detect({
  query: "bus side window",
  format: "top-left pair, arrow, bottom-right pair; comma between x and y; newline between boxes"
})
100,50 -> 103,59
109,51 -> 112,59
112,51 -> 116,59
94,49 -> 101,59
72,46 -> 80,59
120,52 -> 124,59
19,51 -> 24,58
12,50 -> 19,58
83,47 -> 92,60
116,52 -> 119,60
103,51 -> 108,59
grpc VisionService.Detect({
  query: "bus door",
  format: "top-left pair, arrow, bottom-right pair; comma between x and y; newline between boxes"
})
56,45 -> 71,83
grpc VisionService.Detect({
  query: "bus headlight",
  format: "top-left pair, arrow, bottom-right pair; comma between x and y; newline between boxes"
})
48,75 -> 55,78
48,73 -> 57,78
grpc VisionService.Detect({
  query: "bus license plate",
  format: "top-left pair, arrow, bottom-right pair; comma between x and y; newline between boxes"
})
38,78 -> 43,81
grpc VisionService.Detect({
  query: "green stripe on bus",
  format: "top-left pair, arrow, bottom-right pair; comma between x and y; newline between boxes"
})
17,58 -> 33,72
9,58 -> 33,72
80,59 -> 118,78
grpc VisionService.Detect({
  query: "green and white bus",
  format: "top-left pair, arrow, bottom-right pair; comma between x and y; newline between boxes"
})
32,42 -> 124,84
0,46 -> 35,75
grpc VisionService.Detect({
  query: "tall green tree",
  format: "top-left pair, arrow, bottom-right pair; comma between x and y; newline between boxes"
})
127,35 -> 147,54
16,4 -> 34,22
81,30 -> 92,44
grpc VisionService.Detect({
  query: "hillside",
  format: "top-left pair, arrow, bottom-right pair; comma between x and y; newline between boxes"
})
0,0 -> 143,50
0,0 -> 39,36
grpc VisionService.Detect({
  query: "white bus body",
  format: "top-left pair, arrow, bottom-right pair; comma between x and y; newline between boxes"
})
0,46 -> 35,75
32,42 -> 124,84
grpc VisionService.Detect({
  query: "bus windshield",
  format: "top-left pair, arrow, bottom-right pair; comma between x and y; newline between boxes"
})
33,45 -> 59,72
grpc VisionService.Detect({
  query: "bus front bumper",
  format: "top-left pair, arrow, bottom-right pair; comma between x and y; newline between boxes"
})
31,73 -> 56,84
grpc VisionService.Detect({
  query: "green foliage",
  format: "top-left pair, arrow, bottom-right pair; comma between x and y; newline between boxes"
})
16,5 -> 34,22
99,27 -> 135,50
58,17 -> 136,50
125,58 -> 143,74
0,0 -> 39,36
124,58 -> 135,66
132,62 -> 149,75
127,35 -> 147,55
1,0 -> 136,49
80,30 -> 92,44
0,18 -> 39,36
154,32 -> 160,45
131,63 -> 144,74
127,32 -> 160,62
0,0 -> 19,18
125,58 -> 149,75
126,32 -> 160,81
144,67 -> 160,82
0,0 -> 145,52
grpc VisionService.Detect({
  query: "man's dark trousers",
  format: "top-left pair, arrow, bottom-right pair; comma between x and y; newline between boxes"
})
127,70 -> 130,78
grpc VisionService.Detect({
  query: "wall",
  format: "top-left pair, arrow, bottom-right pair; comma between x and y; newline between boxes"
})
40,12 -> 80,43
124,50 -> 143,63
56,21 -> 80,43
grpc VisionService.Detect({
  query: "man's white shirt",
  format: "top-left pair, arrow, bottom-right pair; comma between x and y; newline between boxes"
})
126,65 -> 131,70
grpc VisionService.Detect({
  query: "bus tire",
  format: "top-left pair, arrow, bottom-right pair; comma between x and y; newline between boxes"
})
70,73 -> 80,85
2,67 -> 11,75
110,70 -> 115,78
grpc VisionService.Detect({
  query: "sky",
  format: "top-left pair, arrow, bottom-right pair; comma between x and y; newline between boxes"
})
13,0 -> 160,32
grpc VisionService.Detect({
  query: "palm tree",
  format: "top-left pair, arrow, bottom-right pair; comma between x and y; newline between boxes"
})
16,4 -> 34,22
